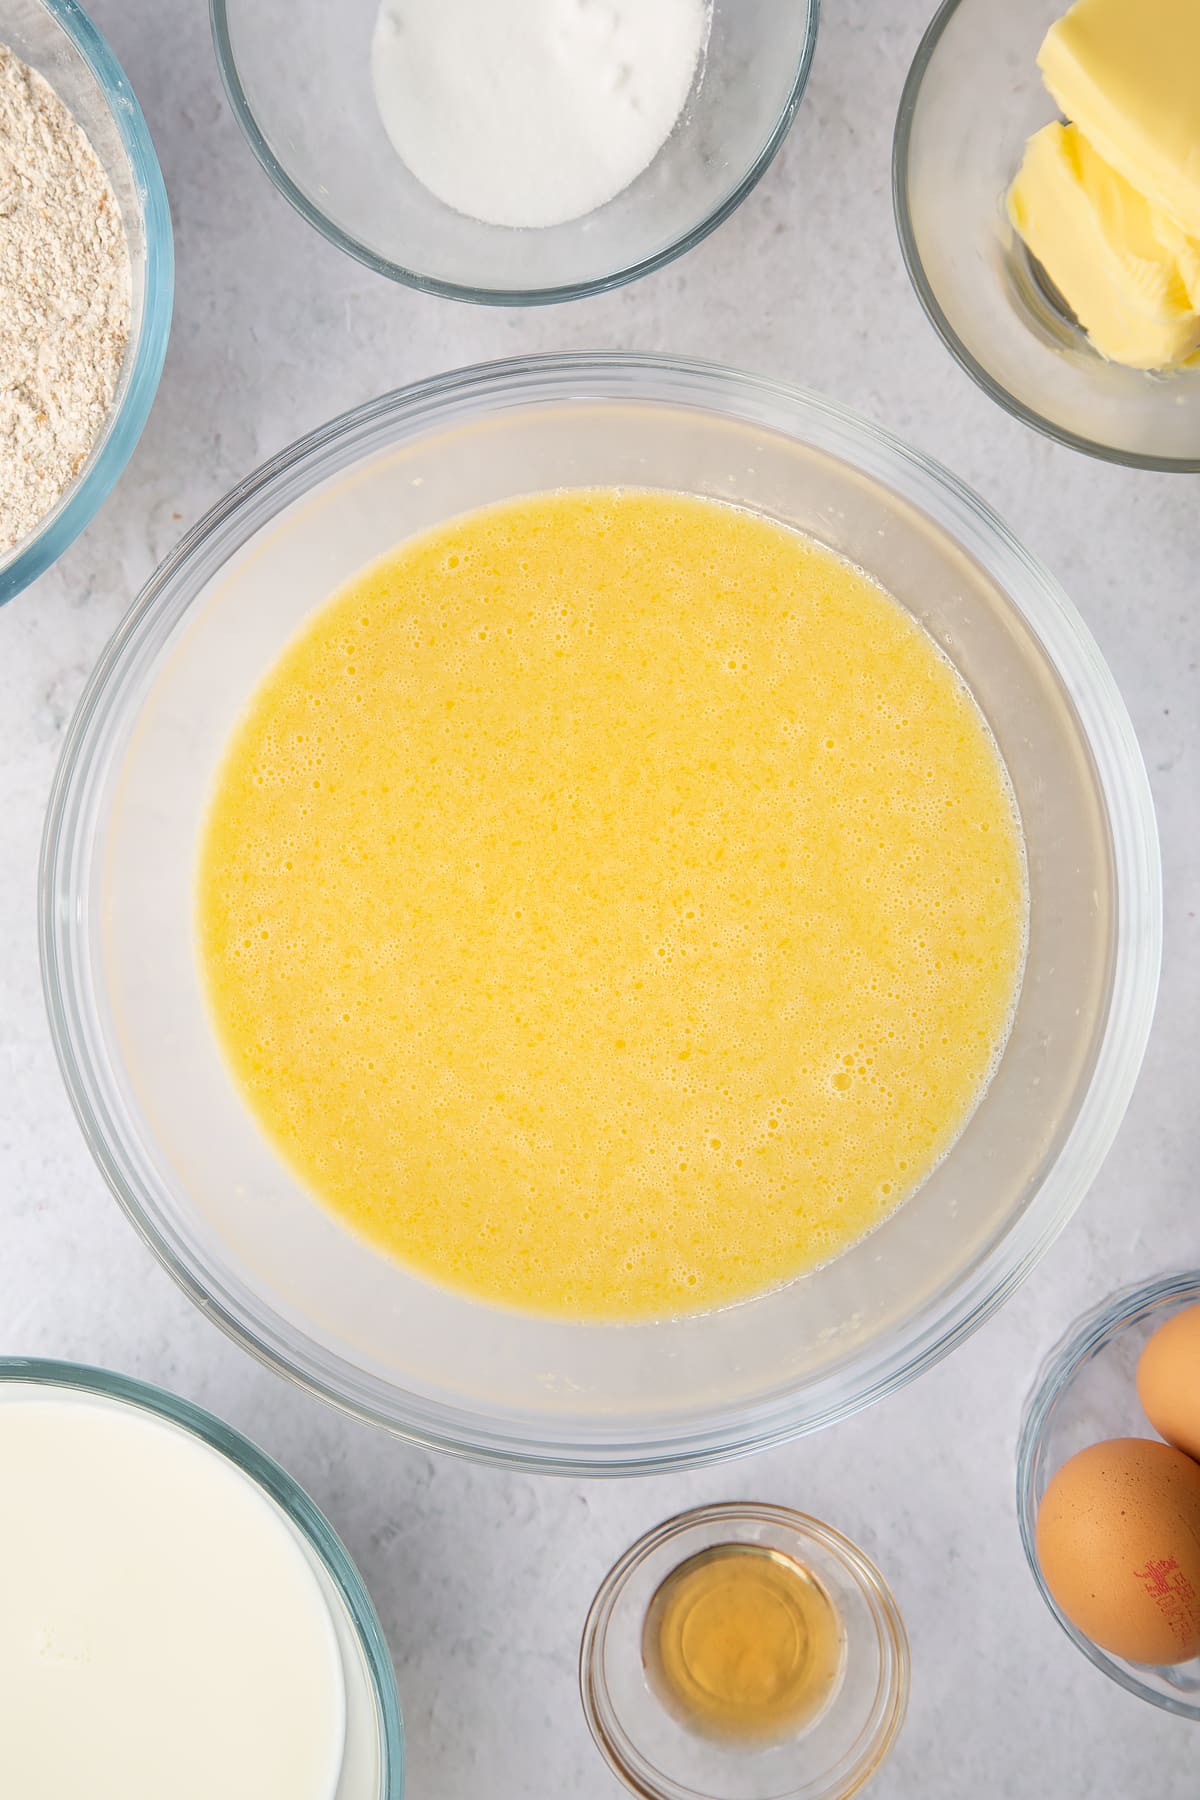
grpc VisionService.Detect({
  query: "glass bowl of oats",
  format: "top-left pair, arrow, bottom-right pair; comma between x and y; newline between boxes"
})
0,0 -> 172,604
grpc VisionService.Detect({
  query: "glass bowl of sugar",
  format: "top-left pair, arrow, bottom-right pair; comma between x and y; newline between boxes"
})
210,0 -> 819,304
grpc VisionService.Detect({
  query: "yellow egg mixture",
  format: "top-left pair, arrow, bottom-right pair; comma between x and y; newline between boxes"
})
198,490 -> 1026,1320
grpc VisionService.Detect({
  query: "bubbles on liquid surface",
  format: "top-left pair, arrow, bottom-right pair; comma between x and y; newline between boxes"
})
198,490 -> 1027,1319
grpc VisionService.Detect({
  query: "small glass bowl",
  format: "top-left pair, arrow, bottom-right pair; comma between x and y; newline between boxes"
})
0,1357 -> 405,1795
210,0 -> 818,305
0,0 -> 173,604
1017,1271 -> 1200,1718
580,1503 -> 908,1800
893,0 -> 1200,470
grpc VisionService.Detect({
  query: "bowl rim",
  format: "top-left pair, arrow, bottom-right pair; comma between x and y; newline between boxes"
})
39,351 -> 1163,1475
891,0 -> 1200,475
0,0 -> 175,605
1015,1270 -> 1200,1719
0,1354 -> 406,1790
207,0 -> 820,306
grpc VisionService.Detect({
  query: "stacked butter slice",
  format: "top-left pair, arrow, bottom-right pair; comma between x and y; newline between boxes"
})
1007,0 -> 1200,370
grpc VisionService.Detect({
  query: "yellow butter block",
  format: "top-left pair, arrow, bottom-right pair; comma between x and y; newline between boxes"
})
1152,210 -> 1200,309
1008,121 -> 1200,368
1039,0 -> 1200,240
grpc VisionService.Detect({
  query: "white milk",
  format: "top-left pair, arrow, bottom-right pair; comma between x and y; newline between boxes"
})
0,1389 -> 347,1800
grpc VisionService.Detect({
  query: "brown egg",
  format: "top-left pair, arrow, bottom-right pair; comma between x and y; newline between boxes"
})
1036,1438 -> 1200,1664
1137,1303 -> 1200,1463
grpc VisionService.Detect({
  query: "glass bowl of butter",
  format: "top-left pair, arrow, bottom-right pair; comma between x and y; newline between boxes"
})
894,0 -> 1200,470
39,354 -> 1161,1475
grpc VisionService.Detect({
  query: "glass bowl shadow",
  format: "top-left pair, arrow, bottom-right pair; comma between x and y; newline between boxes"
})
0,0 -> 173,604
210,0 -> 818,304
1017,1271 -> 1200,1718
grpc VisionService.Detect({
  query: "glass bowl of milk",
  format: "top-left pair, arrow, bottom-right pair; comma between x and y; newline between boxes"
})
0,1359 -> 404,1799
40,353 -> 1161,1475
210,0 -> 819,303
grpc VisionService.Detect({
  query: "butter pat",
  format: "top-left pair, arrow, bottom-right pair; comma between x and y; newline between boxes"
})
1008,122 -> 1200,368
1039,0 -> 1200,239
1153,211 -> 1200,310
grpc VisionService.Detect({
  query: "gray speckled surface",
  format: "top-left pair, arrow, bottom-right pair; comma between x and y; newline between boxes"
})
2,1 -> 1198,1794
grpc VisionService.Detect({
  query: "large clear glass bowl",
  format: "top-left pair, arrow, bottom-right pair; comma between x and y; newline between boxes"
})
893,0 -> 1200,471
1017,1272 -> 1200,1718
40,353 -> 1161,1475
210,0 -> 818,305
0,0 -> 173,604
0,1357 -> 405,1795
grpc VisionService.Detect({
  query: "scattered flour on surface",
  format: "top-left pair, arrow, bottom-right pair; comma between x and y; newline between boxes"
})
370,0 -> 710,230
0,43 -> 130,554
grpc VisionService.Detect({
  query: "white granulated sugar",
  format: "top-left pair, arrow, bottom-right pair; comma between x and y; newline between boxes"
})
0,44 -> 131,554
371,0 -> 710,230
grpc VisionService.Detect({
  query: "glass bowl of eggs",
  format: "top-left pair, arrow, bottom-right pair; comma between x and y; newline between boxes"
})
893,0 -> 1200,470
1017,1271 -> 1200,1716
40,353 -> 1160,1475
210,0 -> 819,303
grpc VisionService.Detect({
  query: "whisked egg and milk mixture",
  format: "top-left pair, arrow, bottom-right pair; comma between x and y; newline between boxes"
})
198,490 -> 1027,1321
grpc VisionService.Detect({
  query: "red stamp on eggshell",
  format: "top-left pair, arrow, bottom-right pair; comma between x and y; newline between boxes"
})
1133,1557 -> 1200,1651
